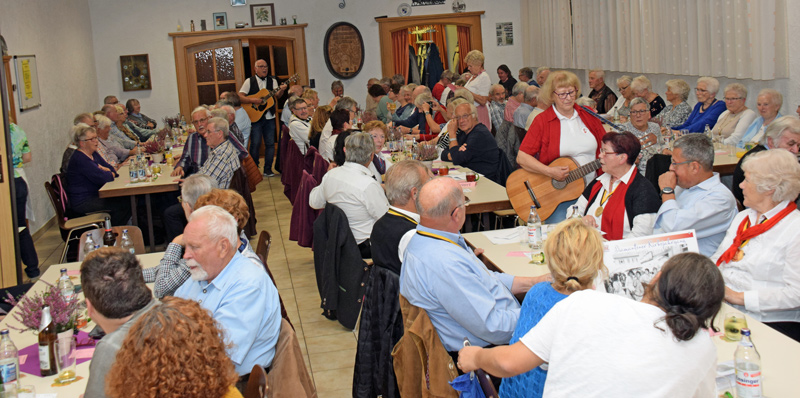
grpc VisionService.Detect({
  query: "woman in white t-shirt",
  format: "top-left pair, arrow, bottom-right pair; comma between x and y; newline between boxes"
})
462,50 -> 492,130
458,253 -> 725,398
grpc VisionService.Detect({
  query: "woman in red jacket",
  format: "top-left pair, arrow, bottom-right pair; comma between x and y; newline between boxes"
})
516,70 -> 606,223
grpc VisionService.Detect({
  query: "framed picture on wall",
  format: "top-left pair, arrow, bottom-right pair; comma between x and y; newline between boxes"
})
250,3 -> 275,27
120,54 -> 151,91
213,12 -> 228,30
231,0 -> 246,6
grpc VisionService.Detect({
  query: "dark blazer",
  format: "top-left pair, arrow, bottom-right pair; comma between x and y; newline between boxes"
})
353,266 -> 403,398
313,204 -> 370,329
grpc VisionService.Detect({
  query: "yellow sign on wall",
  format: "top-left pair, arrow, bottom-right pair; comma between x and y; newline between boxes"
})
21,60 -> 32,100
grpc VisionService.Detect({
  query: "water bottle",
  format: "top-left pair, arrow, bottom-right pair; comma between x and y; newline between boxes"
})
57,268 -> 76,304
129,159 -> 139,183
137,157 -> 147,181
568,205 -> 581,219
0,330 -> 19,389
735,328 -> 762,397
180,115 -> 187,129
121,229 -> 135,254
704,124 -> 714,146
83,234 -> 97,257
527,206 -> 545,264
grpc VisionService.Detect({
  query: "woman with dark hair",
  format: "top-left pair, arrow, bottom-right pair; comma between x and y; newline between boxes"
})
458,252 -> 725,397
575,131 -> 661,240
320,108 -> 353,163
497,64 -> 517,98
105,296 -> 243,398
125,98 -> 157,129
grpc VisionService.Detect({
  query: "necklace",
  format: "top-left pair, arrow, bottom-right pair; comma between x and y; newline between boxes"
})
700,99 -> 717,112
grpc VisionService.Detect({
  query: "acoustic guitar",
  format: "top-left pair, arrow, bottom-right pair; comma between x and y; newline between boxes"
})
506,157 -> 602,220
243,73 -> 300,123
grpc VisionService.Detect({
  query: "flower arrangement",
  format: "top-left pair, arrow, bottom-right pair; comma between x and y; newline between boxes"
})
143,137 -> 166,154
4,283 -> 79,333
413,143 -> 439,161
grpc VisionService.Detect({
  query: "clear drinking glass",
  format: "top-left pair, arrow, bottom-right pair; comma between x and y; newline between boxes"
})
55,336 -> 77,384
723,312 -> 748,342
17,386 -> 35,398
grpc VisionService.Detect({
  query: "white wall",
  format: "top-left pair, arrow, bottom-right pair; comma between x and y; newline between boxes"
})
0,0 -> 99,234
88,0 -> 525,118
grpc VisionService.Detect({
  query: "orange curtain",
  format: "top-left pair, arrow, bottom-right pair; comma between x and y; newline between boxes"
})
432,24 -> 447,68
392,30 -> 410,82
456,26 -> 471,73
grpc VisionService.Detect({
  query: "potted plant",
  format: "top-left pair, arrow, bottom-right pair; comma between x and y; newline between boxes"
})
5,283 -> 80,338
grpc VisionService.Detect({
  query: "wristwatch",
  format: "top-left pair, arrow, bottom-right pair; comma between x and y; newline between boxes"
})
661,187 -> 675,195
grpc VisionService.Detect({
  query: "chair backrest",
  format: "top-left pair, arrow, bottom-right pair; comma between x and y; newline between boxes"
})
244,364 -> 268,398
256,230 -> 272,266
77,226 -> 145,260
312,151 -> 328,183
44,176 -> 69,226
266,318 -> 316,398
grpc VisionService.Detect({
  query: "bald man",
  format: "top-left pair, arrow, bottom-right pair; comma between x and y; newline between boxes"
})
399,177 -> 549,354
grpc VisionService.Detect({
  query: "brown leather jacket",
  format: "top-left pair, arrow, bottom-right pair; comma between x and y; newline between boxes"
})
392,295 -> 459,398
269,318 -> 317,398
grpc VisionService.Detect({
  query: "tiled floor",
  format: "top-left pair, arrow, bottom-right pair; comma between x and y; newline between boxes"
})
32,175 -> 357,398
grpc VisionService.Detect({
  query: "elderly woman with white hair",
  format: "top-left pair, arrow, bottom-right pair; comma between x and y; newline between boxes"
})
94,114 -> 135,169
725,88 -> 784,148
659,79 -> 692,128
710,83 -> 757,143
731,115 -> 800,204
463,50 -> 493,129
671,77 -> 727,134
604,75 -> 635,121
630,75 -> 665,118
712,149 -> 800,342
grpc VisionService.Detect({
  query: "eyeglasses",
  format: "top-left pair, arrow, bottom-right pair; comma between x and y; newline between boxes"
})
81,136 -> 99,142
454,114 -> 473,121
450,201 -> 466,216
294,107 -> 308,111
618,85 -> 629,91
724,97 -> 744,102
192,117 -> 209,124
553,90 -> 577,99
629,109 -> 649,115
255,65 -> 269,69
695,87 -> 709,93
670,158 -> 693,167
600,148 -> 618,155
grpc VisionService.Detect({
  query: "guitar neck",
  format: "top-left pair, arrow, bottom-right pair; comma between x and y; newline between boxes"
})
565,159 -> 601,184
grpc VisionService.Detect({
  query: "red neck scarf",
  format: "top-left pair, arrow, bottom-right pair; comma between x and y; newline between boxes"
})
716,202 -> 796,266
588,172 -> 635,241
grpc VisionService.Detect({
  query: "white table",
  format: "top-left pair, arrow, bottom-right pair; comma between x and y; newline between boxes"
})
463,230 -> 800,396
0,253 -> 161,396
432,161 -> 512,215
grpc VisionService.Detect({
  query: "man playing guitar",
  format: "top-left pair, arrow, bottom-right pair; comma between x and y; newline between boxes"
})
238,59 -> 287,177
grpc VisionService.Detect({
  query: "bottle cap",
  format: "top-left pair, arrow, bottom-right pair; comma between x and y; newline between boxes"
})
123,229 -> 129,233
741,328 -> 751,336
60,268 -> 67,273
0,329 -> 8,335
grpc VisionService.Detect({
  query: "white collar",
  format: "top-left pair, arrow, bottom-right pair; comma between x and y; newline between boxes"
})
597,164 -> 636,191
553,105 -> 579,121
389,206 -> 420,222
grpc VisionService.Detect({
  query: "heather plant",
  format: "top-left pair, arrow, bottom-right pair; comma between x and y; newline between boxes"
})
5,282 -> 79,333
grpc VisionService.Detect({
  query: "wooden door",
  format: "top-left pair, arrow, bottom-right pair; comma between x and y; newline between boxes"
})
0,57 -> 20,286
186,40 -> 244,108
247,39 -> 296,155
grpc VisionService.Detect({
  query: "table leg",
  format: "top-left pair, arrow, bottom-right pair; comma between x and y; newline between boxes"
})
130,196 -> 138,227
145,194 -> 155,252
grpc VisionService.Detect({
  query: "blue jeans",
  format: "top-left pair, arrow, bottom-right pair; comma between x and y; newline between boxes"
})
249,117 -> 276,173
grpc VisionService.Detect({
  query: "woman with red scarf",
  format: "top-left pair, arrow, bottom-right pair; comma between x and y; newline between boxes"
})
712,149 -> 800,342
575,132 -> 661,240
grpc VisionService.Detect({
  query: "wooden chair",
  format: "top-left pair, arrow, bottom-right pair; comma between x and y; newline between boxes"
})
244,364 -> 268,398
77,226 -> 145,260
44,179 -> 109,263
256,231 -> 272,265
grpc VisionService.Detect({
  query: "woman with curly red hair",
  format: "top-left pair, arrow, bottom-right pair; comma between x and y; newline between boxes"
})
105,296 -> 243,398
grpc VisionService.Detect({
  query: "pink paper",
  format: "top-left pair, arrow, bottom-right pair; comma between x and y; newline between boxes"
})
506,251 -> 530,257
76,348 -> 95,359
18,354 -> 27,365
67,270 -> 80,276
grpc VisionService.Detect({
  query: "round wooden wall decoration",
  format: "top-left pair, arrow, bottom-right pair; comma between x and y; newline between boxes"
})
323,22 -> 364,79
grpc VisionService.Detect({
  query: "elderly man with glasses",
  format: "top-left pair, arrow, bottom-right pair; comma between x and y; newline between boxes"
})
441,103 -> 503,184
287,97 -> 312,154
172,107 -> 247,178
400,177 -> 549,357
653,133 -> 737,256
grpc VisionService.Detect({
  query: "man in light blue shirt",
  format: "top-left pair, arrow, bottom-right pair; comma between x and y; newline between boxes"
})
175,205 -> 281,376
399,177 -> 550,352
513,85 -> 538,129
654,134 -> 737,256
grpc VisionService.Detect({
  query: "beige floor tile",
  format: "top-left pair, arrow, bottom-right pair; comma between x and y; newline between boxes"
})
308,348 -> 356,372
304,333 -> 357,355
312,367 -> 355,392
301,317 -> 352,338
315,389 -> 352,398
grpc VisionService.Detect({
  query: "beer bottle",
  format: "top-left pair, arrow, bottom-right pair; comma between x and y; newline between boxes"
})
38,306 -> 57,377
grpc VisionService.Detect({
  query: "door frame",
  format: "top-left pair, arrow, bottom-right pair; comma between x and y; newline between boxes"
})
170,25 -> 309,119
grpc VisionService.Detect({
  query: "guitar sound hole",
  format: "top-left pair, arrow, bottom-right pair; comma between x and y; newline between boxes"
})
551,179 -> 567,190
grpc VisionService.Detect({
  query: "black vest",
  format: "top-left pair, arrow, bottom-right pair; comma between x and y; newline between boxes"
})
370,211 -> 418,275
